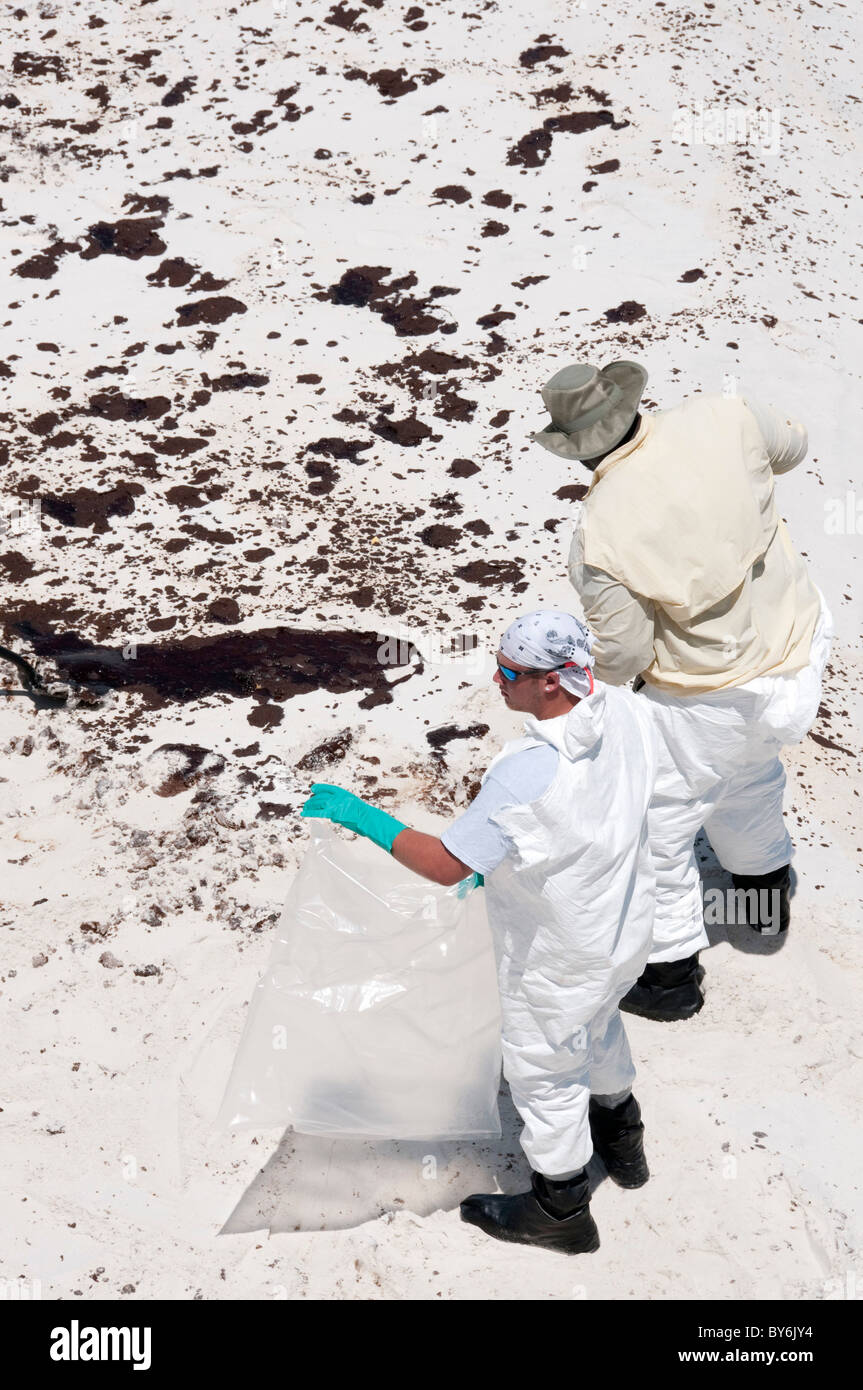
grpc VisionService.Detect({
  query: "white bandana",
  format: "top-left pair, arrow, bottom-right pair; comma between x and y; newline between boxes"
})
499,610 -> 596,699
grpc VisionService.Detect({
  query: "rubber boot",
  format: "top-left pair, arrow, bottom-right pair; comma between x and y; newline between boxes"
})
589,1093 -> 649,1188
619,953 -> 704,1022
460,1168 -> 600,1254
730,864 -> 790,935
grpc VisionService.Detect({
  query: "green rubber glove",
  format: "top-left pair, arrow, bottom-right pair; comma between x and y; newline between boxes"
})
300,782 -> 407,853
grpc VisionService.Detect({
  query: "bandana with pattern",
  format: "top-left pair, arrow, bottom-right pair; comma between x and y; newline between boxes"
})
499,610 -> 596,699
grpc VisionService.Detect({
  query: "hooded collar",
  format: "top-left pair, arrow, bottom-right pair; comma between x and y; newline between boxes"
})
521,684 -> 607,761
586,411 -> 654,494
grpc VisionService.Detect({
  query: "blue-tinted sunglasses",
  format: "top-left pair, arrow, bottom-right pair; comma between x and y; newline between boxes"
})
496,659 -> 578,682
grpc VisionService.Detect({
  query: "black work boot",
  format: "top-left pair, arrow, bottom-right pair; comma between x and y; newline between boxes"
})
619,954 -> 704,1022
460,1168 -> 600,1254
589,1093 -> 649,1188
730,865 -> 790,935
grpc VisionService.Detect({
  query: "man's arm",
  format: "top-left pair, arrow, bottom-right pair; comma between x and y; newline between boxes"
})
390,829 -> 473,886
300,782 -> 474,886
568,526 -> 655,685
301,751 -> 550,886
742,397 -> 808,475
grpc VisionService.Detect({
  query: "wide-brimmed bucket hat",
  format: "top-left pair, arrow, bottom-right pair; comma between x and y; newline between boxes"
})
532,360 -> 648,461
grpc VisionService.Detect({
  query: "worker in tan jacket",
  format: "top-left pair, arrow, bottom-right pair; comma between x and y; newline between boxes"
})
533,360 -> 832,1021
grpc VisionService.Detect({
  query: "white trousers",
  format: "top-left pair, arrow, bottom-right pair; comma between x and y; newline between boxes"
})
501,996 -> 636,1177
643,600 -> 833,963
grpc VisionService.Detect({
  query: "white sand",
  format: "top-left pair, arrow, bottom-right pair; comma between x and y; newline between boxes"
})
1,1 -> 861,1300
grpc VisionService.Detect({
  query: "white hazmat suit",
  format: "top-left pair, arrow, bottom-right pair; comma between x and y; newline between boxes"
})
642,596 -> 833,960
480,682 -> 659,1176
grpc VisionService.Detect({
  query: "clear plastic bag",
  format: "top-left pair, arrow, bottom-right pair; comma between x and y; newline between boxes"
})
217,824 -> 501,1139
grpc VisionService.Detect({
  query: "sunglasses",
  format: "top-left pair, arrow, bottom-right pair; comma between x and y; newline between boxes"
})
496,659 -> 578,682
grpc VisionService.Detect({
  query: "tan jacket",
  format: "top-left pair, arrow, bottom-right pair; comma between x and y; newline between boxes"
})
568,394 -> 821,695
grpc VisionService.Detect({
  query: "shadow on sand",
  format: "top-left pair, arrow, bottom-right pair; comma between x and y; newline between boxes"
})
698,829 -> 791,957
220,1082 -> 616,1235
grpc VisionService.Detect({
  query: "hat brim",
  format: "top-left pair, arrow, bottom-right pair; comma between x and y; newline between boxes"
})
532,360 -> 648,462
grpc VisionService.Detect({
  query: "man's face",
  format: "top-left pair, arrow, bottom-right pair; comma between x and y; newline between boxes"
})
493,652 -> 560,715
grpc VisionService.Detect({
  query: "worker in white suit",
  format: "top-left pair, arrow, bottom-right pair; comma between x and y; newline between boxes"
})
533,360 -> 833,1021
302,611 -> 660,1255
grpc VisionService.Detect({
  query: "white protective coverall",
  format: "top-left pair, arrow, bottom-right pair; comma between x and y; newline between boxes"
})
643,598 -> 833,960
480,682 -> 659,1177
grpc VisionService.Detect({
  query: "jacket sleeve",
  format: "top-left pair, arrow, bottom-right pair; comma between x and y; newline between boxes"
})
742,397 -> 808,476
568,525 -> 655,685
